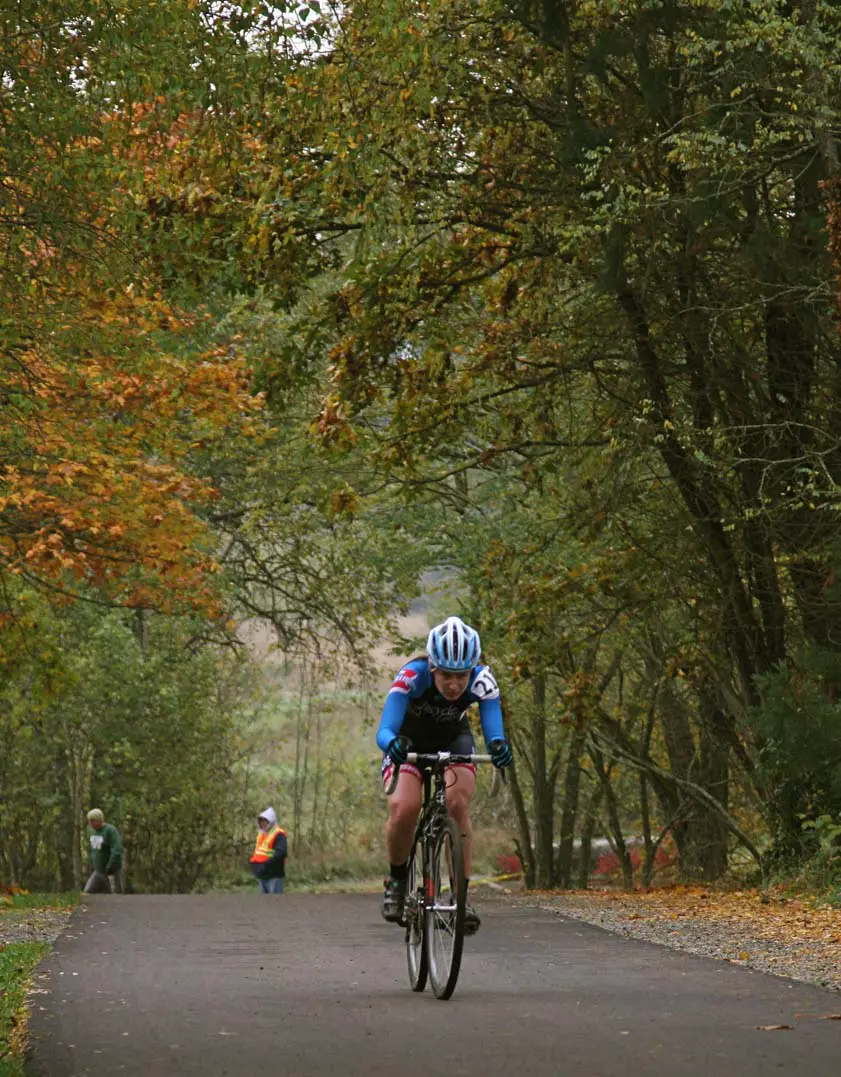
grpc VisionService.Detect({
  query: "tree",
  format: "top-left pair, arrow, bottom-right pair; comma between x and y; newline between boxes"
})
1,2 -> 275,614
0,587 -> 258,892
268,0 -> 841,869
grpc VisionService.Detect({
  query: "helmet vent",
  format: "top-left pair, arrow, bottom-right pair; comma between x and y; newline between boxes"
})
426,616 -> 480,671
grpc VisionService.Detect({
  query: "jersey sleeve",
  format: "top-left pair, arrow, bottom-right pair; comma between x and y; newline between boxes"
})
104,825 -> 123,871
470,665 -> 505,744
375,662 -> 422,752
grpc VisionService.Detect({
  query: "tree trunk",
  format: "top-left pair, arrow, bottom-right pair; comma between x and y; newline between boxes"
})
639,694 -> 657,888
577,781 -> 604,890
589,740 -> 634,890
65,729 -> 92,891
658,679 -> 731,881
308,691 -> 322,847
506,752 -> 535,889
693,685 -> 730,881
292,662 -> 310,850
657,679 -> 697,875
530,674 -> 557,888
555,719 -> 587,887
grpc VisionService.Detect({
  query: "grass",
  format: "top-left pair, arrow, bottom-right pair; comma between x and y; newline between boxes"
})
206,824 -> 517,895
0,891 -> 77,911
288,851 -> 384,888
0,942 -> 49,1077
0,891 -> 78,1075
205,851 -> 385,893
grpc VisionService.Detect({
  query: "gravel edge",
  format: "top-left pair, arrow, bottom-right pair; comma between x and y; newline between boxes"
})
0,908 -> 74,948
499,889 -> 841,994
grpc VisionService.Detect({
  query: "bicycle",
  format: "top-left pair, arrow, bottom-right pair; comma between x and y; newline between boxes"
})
385,750 -> 503,1000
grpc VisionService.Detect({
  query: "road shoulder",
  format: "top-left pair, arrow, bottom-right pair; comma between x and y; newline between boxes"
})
484,883 -> 841,993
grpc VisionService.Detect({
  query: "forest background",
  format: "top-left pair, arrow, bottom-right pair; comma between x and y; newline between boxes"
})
3,0 -> 841,900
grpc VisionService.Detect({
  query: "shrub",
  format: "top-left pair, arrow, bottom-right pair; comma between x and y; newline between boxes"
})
593,841 -> 681,879
496,853 -> 523,875
594,848 -> 642,877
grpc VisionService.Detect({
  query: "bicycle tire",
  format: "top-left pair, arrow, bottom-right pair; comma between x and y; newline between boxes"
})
425,816 -> 466,1000
404,836 -> 428,992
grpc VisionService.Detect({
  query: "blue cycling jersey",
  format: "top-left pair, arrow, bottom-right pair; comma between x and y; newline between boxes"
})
376,657 -> 505,755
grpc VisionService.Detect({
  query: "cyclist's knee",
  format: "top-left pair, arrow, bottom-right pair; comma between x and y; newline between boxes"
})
388,796 -> 420,828
446,791 -> 472,823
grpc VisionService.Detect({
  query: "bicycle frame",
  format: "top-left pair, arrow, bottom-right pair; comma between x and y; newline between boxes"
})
416,760 -> 455,850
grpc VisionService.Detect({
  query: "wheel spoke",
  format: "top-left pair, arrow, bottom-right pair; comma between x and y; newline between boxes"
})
426,819 -> 465,999
405,838 -> 427,992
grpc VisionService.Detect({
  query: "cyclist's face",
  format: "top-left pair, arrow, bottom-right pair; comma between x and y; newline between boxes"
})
432,669 -> 471,700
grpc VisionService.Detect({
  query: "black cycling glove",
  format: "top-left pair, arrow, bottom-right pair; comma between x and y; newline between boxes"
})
387,735 -> 412,766
488,737 -> 513,769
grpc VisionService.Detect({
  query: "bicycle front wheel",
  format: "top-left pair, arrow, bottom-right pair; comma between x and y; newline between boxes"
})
425,816 -> 466,1000
405,837 -> 427,992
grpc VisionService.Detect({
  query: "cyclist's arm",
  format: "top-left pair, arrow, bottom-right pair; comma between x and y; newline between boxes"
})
477,695 -> 505,745
471,665 -> 505,744
376,690 -> 410,752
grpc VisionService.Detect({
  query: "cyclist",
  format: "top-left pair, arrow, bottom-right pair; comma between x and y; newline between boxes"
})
376,615 -> 514,934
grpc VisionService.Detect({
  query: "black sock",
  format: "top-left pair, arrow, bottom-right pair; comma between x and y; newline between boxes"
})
390,861 -> 409,881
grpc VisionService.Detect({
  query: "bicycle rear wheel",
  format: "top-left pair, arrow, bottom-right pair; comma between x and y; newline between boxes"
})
425,816 -> 465,1000
404,837 -> 427,991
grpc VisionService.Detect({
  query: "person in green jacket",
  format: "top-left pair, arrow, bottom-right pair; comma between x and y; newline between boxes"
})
84,809 -> 124,894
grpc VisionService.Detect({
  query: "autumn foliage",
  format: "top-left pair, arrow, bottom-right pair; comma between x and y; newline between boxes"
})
1,6 -> 269,617
1,294 -> 260,613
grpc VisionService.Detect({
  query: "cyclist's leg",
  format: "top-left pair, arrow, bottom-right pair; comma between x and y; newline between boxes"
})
383,762 -> 423,864
444,751 -> 481,934
382,761 -> 423,921
444,764 -> 476,876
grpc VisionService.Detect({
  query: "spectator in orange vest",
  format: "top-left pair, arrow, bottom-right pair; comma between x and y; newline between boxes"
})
249,807 -> 287,893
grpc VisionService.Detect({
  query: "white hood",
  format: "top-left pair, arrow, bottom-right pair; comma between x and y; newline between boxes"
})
257,806 -> 277,826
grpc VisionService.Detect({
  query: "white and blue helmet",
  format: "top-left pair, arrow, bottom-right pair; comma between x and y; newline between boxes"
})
426,616 -> 481,671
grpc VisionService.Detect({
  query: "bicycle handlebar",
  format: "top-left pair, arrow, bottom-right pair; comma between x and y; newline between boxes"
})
384,751 -> 507,797
407,752 -> 493,764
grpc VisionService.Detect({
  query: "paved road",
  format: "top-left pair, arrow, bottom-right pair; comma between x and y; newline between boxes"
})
28,893 -> 840,1076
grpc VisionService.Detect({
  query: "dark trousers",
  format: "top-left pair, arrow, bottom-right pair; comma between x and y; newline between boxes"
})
258,877 -> 285,893
84,870 -> 123,894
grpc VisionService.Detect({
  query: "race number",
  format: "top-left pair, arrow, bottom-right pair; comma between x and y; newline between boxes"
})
471,668 -> 499,700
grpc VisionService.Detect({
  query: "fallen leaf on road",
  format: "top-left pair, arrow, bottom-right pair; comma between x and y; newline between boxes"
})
756,1025 -> 793,1031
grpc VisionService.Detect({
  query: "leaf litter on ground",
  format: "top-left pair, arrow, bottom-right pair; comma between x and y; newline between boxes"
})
500,883 -> 841,993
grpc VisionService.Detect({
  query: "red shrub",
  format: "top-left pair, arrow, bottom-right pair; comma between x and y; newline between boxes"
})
654,845 -> 677,867
593,847 -> 642,877
593,843 -> 678,877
